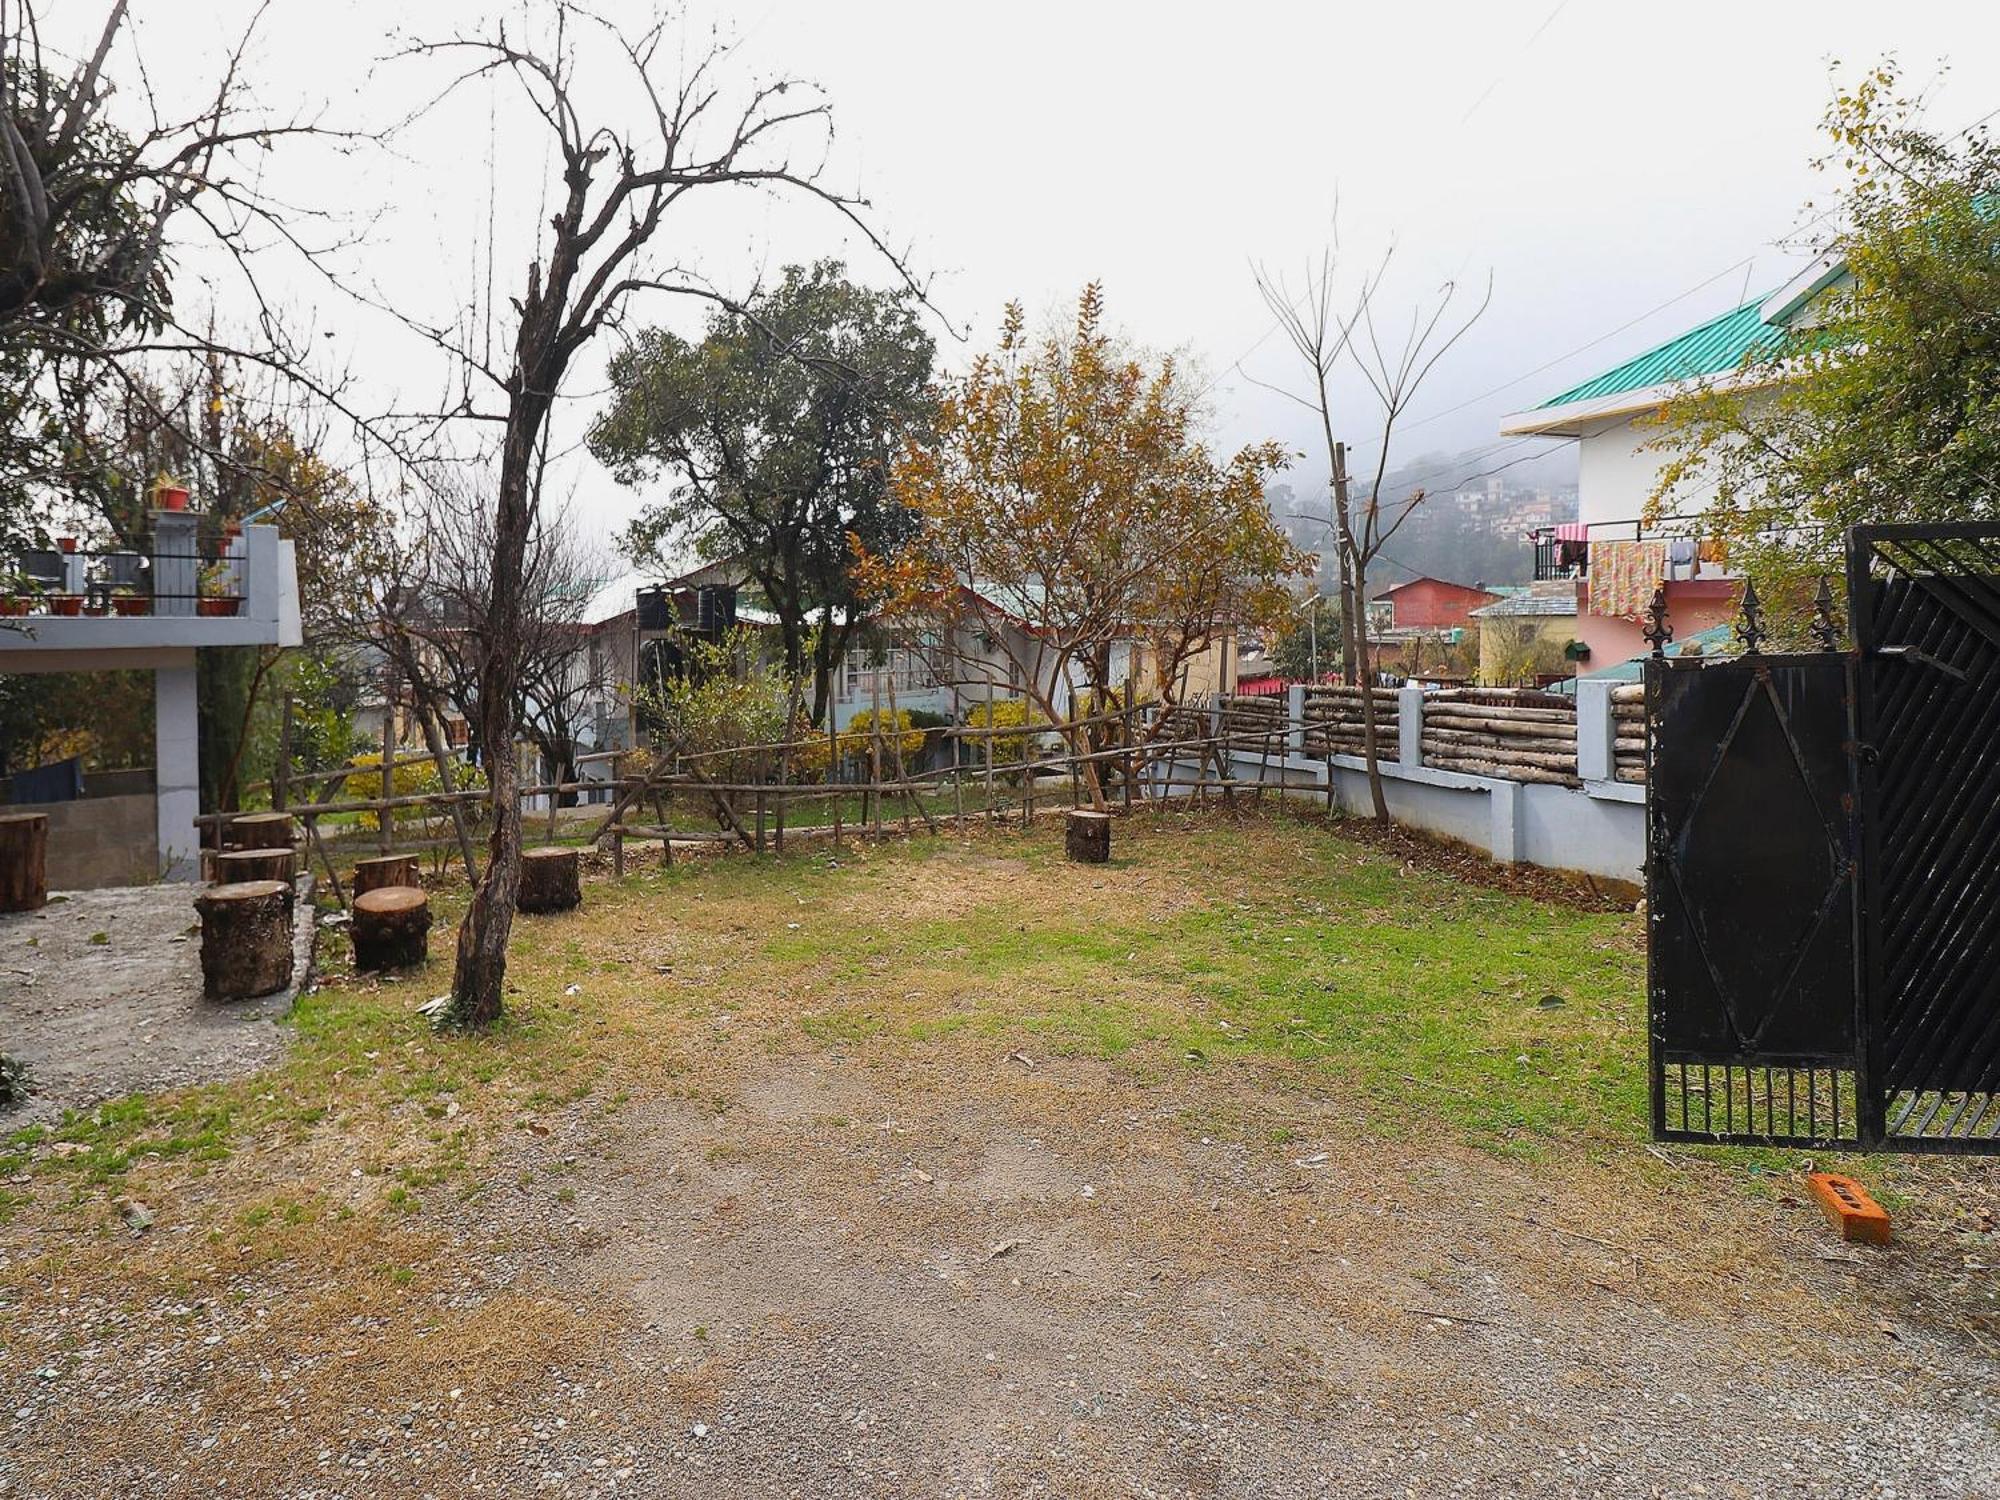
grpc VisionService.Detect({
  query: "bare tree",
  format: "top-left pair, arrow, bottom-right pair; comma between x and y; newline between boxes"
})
1253,248 -> 1488,819
389,4 -> 921,1026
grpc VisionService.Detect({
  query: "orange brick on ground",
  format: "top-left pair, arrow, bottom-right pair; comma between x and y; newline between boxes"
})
1807,1171 -> 1891,1246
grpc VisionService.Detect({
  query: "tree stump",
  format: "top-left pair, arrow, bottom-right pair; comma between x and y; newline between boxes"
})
1065,809 -> 1112,864
0,812 -> 48,912
518,846 -> 581,914
224,811 -> 296,852
192,880 -> 294,1000
352,852 -> 419,898
351,887 -> 431,972
215,847 -> 295,889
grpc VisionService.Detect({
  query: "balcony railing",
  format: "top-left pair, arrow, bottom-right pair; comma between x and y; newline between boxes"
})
4,514 -> 256,621
1528,516 -> 1738,585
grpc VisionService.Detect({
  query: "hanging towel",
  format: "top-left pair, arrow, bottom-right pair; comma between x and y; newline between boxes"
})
1698,537 -> 1729,567
1589,539 -> 1668,622
1668,537 -> 1697,568
1553,522 -> 1590,543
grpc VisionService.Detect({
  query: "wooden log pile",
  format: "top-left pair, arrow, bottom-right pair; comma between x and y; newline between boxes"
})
1612,683 -> 1647,784
1300,685 -> 1402,759
1419,689 -> 1579,786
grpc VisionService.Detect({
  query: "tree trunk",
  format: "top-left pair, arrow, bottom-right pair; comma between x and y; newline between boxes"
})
1065,808 -> 1111,863
193,880 -> 293,999
353,886 -> 432,971
224,811 -> 296,851
214,847 -> 295,887
518,846 -> 581,913
0,812 -> 48,912
352,852 -> 420,897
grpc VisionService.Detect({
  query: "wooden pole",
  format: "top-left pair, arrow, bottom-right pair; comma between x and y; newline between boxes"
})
274,695 -> 292,812
378,714 -> 395,855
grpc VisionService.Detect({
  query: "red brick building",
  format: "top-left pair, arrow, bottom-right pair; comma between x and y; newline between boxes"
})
1372,576 -> 1504,630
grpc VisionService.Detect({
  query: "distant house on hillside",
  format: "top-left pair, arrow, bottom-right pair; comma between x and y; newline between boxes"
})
1372,576 -> 1503,631
1498,254 -> 1844,673
1470,580 -> 1582,687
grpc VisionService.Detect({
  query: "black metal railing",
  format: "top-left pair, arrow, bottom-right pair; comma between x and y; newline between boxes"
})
2,538 -> 249,619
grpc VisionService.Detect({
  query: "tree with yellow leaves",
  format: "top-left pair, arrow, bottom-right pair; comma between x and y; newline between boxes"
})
857,285 -> 1308,809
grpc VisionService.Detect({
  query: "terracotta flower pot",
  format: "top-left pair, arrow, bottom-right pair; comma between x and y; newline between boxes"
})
0,597 -> 27,617
198,596 -> 242,618
47,595 -> 82,616
112,596 -> 149,617
155,485 -> 190,511
57,537 -> 77,553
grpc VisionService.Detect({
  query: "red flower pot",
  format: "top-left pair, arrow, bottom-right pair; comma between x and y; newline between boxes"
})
57,537 -> 77,553
112,596 -> 149,617
47,595 -> 82,616
0,597 -> 27,617
197,596 -> 242,617
155,485 -> 190,511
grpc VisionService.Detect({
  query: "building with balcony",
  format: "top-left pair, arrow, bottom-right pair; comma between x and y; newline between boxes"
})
0,511 -> 302,881
1497,257 -> 1843,674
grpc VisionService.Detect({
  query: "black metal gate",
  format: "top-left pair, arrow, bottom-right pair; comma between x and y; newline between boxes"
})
1848,524 -> 2000,1150
1647,523 -> 2000,1153
1647,643 -> 1861,1147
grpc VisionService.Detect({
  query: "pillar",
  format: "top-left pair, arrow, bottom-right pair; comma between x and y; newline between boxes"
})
1286,683 -> 1306,757
1575,678 -> 1615,784
155,654 -> 200,879
1398,683 -> 1425,769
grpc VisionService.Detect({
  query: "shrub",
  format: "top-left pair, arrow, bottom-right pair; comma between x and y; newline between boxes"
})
342,751 -> 487,833
962,698 -> 1044,773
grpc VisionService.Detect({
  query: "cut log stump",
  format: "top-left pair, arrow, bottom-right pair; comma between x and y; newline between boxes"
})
352,886 -> 431,972
1065,809 -> 1112,864
518,846 -> 581,914
0,811 -> 48,913
215,847 -> 295,889
351,852 -> 419,898
193,879 -> 294,1000
223,811 -> 296,852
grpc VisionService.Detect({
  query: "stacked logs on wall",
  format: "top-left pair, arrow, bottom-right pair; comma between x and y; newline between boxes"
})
1611,683 -> 1647,784
1300,685 -> 1404,758
193,880 -> 294,999
351,886 -> 431,972
1065,808 -> 1112,863
351,852 -> 419,898
518,847 -> 581,914
0,811 -> 48,913
1419,689 -> 1580,786
208,811 -> 297,882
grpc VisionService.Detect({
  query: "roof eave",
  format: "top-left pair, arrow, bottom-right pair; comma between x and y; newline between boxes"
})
1499,367 -> 1782,439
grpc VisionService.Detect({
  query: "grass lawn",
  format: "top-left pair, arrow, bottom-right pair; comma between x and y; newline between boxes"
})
4,807 -> 1995,1496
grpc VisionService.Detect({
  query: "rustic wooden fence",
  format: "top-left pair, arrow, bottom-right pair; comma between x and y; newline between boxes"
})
193,680 -> 1646,895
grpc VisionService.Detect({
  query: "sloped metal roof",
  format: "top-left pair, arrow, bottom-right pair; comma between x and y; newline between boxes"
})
1536,296 -> 1782,410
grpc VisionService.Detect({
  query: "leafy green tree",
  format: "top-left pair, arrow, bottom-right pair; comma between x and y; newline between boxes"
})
589,260 -> 936,725
1652,65 -> 2000,622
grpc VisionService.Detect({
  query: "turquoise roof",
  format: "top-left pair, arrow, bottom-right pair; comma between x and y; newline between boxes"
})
1537,296 -> 1782,410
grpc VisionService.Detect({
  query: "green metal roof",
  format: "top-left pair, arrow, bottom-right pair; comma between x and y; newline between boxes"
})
1537,296 -> 1782,410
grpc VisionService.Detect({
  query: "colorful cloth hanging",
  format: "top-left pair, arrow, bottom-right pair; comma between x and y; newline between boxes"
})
1589,539 -> 1668,622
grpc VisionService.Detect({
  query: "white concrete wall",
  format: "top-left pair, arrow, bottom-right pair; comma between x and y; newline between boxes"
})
1197,688 -> 1645,885
1574,392 -> 1774,530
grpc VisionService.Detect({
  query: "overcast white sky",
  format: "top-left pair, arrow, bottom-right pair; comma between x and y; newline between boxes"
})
67,1 -> 2000,540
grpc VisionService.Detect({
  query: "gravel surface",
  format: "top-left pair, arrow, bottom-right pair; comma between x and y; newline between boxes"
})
0,883 -> 315,1124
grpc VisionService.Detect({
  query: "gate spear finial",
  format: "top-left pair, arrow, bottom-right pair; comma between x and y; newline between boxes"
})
1642,585 -> 1673,658
1736,578 -> 1767,655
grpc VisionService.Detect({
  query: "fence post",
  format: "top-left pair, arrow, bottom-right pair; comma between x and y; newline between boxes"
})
1286,683 -> 1305,758
1398,683 -> 1425,770
1575,678 -> 1615,784
378,716 -> 394,855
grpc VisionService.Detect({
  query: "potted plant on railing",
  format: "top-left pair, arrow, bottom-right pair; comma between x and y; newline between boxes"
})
110,583 -> 149,617
153,475 -> 191,512
0,571 -> 28,617
197,561 -> 242,617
